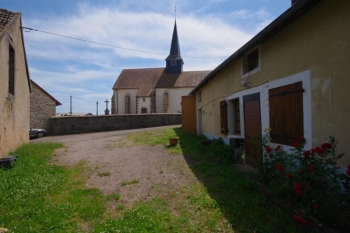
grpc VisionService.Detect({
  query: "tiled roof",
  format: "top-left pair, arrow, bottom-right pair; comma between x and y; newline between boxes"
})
113,67 -> 210,97
156,70 -> 211,88
0,9 -> 16,32
113,68 -> 164,89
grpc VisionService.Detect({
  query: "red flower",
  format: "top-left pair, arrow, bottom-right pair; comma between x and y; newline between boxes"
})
265,146 -> 272,152
287,174 -> 292,179
311,148 -> 317,154
300,183 -> 307,189
312,204 -> 318,209
321,143 -> 332,150
309,166 -> 315,172
276,163 -> 284,172
293,183 -> 302,196
293,142 -> 299,148
346,165 -> 350,176
297,136 -> 303,142
293,215 -> 309,225
275,145 -> 281,152
314,147 -> 324,154
304,150 -> 311,158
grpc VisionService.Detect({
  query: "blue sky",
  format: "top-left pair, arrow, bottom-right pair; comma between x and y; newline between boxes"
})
2,0 -> 291,115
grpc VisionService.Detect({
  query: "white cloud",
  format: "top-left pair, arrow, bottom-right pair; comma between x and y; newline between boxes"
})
23,3 -> 274,113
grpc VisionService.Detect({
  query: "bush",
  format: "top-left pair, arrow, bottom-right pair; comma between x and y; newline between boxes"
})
258,130 -> 350,231
203,137 -> 235,164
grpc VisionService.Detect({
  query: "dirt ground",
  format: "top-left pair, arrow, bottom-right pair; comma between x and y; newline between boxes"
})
33,126 -> 198,207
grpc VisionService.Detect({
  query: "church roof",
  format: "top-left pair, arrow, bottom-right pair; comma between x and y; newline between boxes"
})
113,67 -> 210,96
156,70 -> 211,88
165,21 -> 182,61
113,68 -> 164,90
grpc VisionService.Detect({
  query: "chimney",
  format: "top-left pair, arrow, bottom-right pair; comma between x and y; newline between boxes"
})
291,0 -> 300,5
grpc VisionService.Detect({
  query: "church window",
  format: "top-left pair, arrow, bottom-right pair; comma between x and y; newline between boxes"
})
8,44 -> 15,97
125,93 -> 130,114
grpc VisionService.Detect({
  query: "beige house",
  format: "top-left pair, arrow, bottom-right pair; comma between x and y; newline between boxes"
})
189,0 -> 350,167
0,9 -> 31,158
111,21 -> 211,114
30,80 -> 61,132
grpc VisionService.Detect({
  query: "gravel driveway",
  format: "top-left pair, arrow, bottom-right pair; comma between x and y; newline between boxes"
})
32,125 -> 198,207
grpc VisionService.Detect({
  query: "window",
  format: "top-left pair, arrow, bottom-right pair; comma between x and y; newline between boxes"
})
242,47 -> 260,76
8,44 -> 15,96
233,99 -> 241,134
269,82 -> 304,146
220,100 -> 228,135
170,60 -> 177,66
125,93 -> 130,114
198,90 -> 201,103
143,97 -> 145,102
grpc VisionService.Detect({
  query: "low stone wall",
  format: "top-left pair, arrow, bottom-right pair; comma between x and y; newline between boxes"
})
49,113 -> 182,135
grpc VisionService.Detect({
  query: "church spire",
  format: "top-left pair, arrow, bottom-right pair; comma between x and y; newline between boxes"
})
165,20 -> 184,74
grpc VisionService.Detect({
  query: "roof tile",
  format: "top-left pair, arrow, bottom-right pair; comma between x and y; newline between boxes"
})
0,9 -> 16,32
113,67 -> 210,96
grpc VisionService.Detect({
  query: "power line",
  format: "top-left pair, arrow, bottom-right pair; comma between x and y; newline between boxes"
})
21,26 -> 227,59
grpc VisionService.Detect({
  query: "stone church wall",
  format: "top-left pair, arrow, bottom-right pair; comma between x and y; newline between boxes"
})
49,113 -> 181,135
30,83 -> 56,131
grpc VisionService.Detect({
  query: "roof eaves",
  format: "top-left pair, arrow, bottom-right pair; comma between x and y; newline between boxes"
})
190,0 -> 323,95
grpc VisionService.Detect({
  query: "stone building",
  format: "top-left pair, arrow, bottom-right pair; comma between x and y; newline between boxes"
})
111,21 -> 211,114
0,9 -> 31,158
30,80 -> 61,131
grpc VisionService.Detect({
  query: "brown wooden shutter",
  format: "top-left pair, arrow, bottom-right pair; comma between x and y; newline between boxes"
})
269,82 -> 304,146
220,100 -> 228,135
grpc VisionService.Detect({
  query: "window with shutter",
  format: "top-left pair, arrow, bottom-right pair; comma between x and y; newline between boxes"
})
220,100 -> 228,135
269,82 -> 304,146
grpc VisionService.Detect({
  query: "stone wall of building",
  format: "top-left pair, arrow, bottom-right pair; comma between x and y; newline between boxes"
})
30,84 -> 56,131
49,113 -> 182,135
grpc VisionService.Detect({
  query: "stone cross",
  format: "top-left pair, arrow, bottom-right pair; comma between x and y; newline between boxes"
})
104,99 -> 110,115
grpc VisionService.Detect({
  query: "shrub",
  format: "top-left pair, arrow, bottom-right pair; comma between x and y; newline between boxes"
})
206,137 -> 235,163
258,130 -> 350,231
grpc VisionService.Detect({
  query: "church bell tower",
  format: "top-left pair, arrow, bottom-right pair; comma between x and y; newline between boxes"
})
165,21 -> 184,74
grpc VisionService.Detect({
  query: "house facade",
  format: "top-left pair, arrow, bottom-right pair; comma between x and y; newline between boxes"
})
30,80 -> 61,131
190,0 -> 350,167
0,9 -> 31,157
111,21 -> 211,114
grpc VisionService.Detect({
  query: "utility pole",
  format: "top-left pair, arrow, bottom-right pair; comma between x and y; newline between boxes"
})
96,101 -> 99,115
70,95 -> 72,116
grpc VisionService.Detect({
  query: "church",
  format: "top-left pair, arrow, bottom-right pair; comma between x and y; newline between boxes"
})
111,21 -> 211,114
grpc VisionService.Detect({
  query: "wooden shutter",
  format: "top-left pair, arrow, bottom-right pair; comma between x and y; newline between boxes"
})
269,82 -> 304,146
220,100 -> 228,135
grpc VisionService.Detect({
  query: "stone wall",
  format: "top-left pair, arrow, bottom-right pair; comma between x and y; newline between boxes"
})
30,83 -> 56,131
49,113 -> 182,135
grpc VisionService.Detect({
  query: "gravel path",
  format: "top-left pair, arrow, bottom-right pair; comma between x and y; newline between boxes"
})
33,126 -> 198,206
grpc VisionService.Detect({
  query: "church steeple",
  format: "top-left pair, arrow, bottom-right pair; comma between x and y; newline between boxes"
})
165,21 -> 184,74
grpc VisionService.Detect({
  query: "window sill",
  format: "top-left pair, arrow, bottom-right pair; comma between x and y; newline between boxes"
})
241,66 -> 261,79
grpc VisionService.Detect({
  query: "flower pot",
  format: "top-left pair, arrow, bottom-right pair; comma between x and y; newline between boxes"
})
169,137 -> 179,147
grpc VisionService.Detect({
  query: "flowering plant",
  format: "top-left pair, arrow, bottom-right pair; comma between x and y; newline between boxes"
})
258,129 -> 350,229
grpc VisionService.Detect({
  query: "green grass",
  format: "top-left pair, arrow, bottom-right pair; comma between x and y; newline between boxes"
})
0,128 -> 313,232
97,171 -> 111,177
121,179 -> 139,186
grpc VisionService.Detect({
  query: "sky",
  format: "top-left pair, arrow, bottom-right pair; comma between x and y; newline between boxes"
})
1,0 -> 292,115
